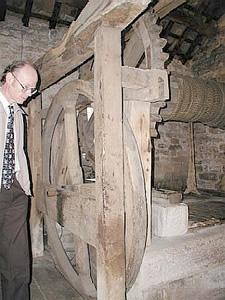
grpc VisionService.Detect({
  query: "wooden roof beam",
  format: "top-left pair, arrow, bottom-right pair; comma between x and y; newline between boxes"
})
0,0 -> 7,21
167,10 -> 217,38
36,0 -> 152,90
164,27 -> 189,66
22,0 -> 33,27
160,20 -> 174,38
49,1 -> 62,29
184,34 -> 205,61
154,0 -> 187,18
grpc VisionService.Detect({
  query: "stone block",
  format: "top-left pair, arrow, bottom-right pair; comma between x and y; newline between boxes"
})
152,202 -> 188,237
152,188 -> 182,204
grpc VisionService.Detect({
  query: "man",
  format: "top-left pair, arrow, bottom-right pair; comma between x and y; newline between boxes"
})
0,61 -> 38,300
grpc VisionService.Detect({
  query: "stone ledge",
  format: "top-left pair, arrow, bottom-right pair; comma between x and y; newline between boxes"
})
129,224 -> 225,299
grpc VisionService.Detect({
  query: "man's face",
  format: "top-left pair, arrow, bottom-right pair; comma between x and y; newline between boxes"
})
6,64 -> 38,104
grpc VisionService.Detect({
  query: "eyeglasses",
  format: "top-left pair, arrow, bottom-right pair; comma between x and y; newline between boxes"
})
11,72 -> 38,95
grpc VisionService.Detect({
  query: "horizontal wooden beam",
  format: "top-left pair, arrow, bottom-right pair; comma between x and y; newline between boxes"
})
36,0 -> 151,90
122,66 -> 169,101
46,184 -> 96,246
154,0 -> 187,18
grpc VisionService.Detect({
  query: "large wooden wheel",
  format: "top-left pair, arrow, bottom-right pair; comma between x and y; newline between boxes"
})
42,79 -> 147,298
41,8 -> 169,299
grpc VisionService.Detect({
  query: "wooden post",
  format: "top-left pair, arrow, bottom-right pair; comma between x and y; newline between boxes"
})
28,95 -> 44,257
94,26 -> 125,299
0,0 -> 6,21
184,122 -> 200,195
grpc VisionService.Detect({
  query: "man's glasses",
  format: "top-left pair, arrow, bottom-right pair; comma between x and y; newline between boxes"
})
11,72 -> 38,95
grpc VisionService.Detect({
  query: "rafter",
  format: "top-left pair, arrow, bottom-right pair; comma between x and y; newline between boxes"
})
49,1 -> 62,29
0,0 -> 7,21
167,10 -> 217,38
22,0 -> 33,27
36,0 -> 152,90
154,0 -> 186,18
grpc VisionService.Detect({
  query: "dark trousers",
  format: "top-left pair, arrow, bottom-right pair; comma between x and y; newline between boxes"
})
0,179 -> 30,300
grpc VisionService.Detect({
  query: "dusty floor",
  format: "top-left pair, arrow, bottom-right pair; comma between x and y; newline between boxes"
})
30,254 -> 83,300
1,191 -> 225,299
29,191 -> 225,300
184,190 -> 225,228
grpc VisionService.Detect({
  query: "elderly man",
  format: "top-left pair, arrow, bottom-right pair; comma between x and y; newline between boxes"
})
0,61 -> 38,300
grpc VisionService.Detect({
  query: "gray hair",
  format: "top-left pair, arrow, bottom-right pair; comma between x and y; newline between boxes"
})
1,60 -> 38,83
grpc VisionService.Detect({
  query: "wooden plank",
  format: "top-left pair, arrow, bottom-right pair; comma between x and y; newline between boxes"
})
36,0 -> 151,90
124,98 -> 151,243
122,66 -> 169,101
122,66 -> 151,88
123,118 -> 147,289
50,111 -> 67,186
64,103 -> 83,184
49,1 -> 62,29
123,27 -> 144,67
0,0 -> 6,21
184,122 -> 200,195
154,0 -> 187,18
22,0 -> 33,27
28,95 -> 44,257
46,184 -> 96,246
94,25 -> 125,300
63,102 -> 96,291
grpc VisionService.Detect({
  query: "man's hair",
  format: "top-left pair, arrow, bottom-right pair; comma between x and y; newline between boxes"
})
1,60 -> 38,84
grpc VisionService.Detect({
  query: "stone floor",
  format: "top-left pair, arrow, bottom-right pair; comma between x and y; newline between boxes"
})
31,254 -> 83,300
1,191 -> 225,299
184,190 -> 225,229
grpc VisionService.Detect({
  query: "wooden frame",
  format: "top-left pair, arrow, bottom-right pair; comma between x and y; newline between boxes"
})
28,1 -> 180,299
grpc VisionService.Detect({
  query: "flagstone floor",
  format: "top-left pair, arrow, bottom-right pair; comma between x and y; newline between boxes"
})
1,190 -> 225,299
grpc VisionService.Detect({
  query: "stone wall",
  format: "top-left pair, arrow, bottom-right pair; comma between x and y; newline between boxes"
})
190,16 -> 225,192
0,11 -> 78,108
154,18 -> 225,192
154,121 -> 189,191
194,124 -> 225,191
0,11 -> 67,72
0,12 -> 79,257
191,15 -> 225,82
2,11 -> 225,193
154,60 -> 193,191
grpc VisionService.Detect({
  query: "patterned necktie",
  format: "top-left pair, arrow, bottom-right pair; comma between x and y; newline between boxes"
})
2,105 -> 15,189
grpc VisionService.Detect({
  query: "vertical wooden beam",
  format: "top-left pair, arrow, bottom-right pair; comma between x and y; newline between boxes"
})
184,122 -> 200,195
94,26 -> 125,300
0,0 -> 6,21
28,95 -> 44,257
22,0 -> 33,27
49,1 -> 62,29
64,101 -> 83,184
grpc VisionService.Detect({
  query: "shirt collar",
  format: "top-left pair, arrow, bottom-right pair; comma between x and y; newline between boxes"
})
0,89 -> 25,114
0,89 -> 11,112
